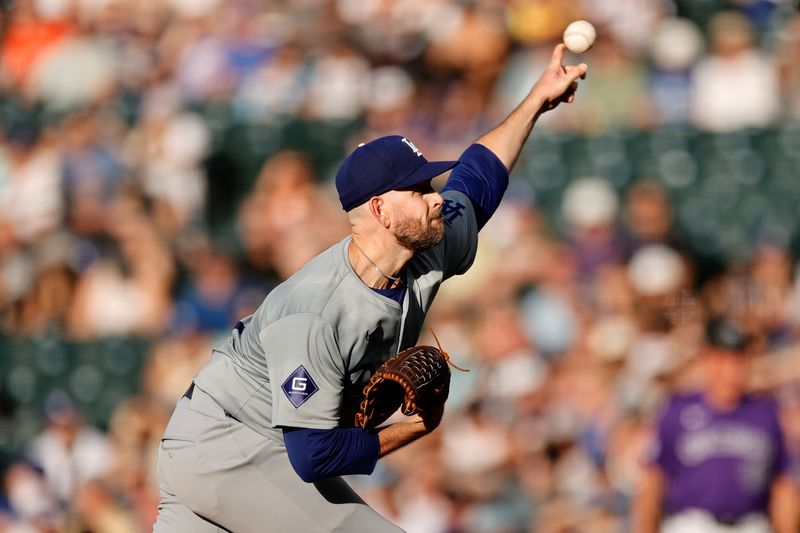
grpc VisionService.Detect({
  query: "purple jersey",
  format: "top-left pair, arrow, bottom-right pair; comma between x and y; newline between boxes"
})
652,392 -> 790,520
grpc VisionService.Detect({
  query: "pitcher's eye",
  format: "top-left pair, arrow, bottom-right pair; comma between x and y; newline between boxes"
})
400,181 -> 435,195
417,183 -> 436,194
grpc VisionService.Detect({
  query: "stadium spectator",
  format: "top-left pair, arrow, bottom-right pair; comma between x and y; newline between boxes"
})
777,12 -> 800,120
633,318 -> 799,533
648,17 -> 704,125
28,391 -> 115,505
237,150 -> 349,278
1,460 -> 62,529
561,177 -> 627,278
690,11 -> 780,131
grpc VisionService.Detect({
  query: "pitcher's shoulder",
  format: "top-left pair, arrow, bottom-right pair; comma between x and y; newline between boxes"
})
262,240 -> 350,318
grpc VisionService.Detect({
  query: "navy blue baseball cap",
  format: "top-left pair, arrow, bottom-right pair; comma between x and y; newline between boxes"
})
335,135 -> 458,211
705,318 -> 750,353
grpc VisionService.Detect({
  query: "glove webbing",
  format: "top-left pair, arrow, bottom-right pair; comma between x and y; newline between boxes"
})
354,328 -> 468,429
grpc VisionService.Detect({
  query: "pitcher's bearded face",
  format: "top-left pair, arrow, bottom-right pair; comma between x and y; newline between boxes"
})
395,210 -> 445,252
380,179 -> 446,253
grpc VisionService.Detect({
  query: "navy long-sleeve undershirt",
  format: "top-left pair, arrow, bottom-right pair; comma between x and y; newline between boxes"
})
283,427 -> 380,483
441,143 -> 509,230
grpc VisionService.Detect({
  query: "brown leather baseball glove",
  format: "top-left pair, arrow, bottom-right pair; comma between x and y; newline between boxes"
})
354,330 -> 466,430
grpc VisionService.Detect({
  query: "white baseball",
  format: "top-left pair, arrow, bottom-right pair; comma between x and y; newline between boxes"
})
563,20 -> 596,54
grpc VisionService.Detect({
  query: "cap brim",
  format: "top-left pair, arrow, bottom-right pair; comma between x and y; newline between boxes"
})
390,160 -> 459,190
706,320 -> 750,353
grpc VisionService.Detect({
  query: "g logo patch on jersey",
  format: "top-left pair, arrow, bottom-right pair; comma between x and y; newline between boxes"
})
282,366 -> 319,407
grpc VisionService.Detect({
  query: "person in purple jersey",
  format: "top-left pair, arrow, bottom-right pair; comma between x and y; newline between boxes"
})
633,318 -> 798,533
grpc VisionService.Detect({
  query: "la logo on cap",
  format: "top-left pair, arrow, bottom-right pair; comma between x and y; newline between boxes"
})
401,137 -> 423,157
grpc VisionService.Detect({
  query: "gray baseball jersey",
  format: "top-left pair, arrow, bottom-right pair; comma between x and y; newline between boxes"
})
194,188 -> 477,437
153,189 -> 478,533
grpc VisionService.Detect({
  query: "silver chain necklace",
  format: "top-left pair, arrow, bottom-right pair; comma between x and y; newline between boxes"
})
351,238 -> 402,283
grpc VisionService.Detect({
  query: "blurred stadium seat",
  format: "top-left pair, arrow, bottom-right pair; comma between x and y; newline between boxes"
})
0,335 -> 150,450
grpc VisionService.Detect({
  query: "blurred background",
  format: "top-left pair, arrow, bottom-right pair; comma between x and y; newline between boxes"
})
1,0 -> 800,531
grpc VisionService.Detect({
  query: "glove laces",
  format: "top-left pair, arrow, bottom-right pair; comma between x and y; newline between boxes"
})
429,327 -> 469,372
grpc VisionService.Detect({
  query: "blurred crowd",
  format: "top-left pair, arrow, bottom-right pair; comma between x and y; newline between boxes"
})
1,0 -> 800,531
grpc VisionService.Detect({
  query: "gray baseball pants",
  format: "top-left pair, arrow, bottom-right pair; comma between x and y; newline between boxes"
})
152,385 -> 403,533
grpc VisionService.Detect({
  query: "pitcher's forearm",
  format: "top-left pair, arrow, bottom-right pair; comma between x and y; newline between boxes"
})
376,415 -> 429,457
476,93 -> 546,172
476,44 -> 587,173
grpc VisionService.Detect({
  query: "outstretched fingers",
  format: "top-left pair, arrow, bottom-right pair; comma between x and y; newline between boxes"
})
566,63 -> 589,82
550,44 -> 589,74
550,43 -> 567,68
538,44 -> 590,110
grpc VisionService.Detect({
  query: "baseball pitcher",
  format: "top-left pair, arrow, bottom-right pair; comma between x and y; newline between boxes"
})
152,44 -> 588,533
